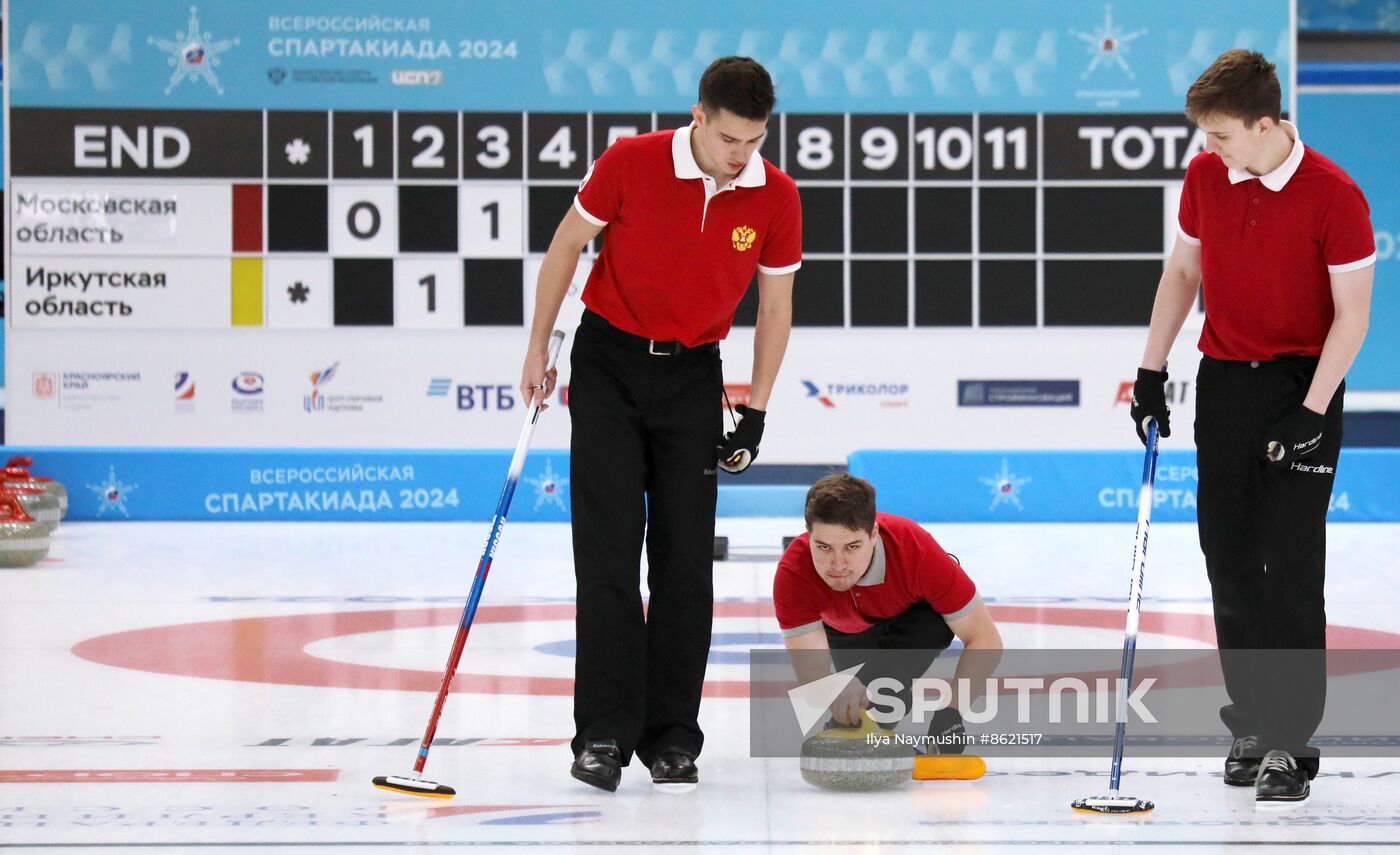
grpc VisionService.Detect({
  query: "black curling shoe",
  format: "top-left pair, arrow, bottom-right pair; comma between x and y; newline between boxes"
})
1255,750 -> 1310,802
650,749 -> 699,785
570,739 -> 622,792
1224,735 -> 1262,787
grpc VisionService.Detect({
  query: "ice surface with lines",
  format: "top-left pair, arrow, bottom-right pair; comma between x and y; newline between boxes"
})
2,518 -> 1399,853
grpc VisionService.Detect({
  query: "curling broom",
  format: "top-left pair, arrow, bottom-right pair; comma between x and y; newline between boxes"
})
1071,416 -> 1159,815
374,330 -> 565,799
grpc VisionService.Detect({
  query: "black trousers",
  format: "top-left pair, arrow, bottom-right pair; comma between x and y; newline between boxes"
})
569,311 -> 722,766
825,601 -> 956,729
1195,354 -> 1344,777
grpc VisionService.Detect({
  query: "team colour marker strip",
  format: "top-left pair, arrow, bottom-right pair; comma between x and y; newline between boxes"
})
231,183 -> 264,252
231,258 -> 265,326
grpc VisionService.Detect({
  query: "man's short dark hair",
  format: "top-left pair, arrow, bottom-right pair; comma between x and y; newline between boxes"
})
1185,49 -> 1281,127
804,474 -> 877,533
698,56 -> 776,121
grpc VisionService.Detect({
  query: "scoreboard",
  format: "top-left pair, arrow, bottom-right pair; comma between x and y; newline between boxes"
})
10,108 -> 1205,331
3,0 -> 1294,459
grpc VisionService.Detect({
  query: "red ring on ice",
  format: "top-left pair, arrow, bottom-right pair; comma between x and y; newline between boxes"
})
71,603 -> 1400,697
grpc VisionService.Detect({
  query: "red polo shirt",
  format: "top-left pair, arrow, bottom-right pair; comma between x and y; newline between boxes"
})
1177,124 -> 1375,361
773,513 -> 979,637
573,125 -> 802,347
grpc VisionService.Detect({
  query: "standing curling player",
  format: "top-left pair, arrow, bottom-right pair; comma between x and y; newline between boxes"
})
1131,49 -> 1373,802
518,57 -> 802,791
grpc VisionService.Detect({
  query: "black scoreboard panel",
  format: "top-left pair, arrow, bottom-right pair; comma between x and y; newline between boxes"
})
10,108 -> 1193,331
724,112 -> 1186,329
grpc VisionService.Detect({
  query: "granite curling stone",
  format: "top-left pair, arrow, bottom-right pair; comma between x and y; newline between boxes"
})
0,476 -> 60,536
0,492 -> 50,567
799,710 -> 914,791
35,476 -> 68,520
7,458 -> 66,519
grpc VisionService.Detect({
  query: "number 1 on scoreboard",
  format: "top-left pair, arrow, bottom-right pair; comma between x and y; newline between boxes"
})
419,274 -> 437,313
458,186 -> 523,257
395,260 -> 461,329
332,112 -> 393,178
352,124 -> 375,168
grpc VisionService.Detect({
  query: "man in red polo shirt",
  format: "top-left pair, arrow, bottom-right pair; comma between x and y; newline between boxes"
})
1131,49 -> 1374,803
519,56 -> 801,792
774,474 -> 1003,750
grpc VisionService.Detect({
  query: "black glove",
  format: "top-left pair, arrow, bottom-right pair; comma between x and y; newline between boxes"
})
1130,367 -> 1172,445
927,706 -> 967,755
1264,405 -> 1324,466
716,405 -> 765,474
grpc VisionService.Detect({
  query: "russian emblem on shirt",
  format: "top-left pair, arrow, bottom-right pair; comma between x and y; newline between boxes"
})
732,225 -> 756,251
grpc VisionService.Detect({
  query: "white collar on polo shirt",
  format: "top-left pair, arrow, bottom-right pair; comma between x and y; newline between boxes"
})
855,537 -> 887,587
672,122 -> 767,189
1227,120 -> 1304,192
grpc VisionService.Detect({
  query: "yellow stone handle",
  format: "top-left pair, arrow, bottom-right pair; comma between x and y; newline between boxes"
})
857,709 -> 882,736
817,709 -> 885,741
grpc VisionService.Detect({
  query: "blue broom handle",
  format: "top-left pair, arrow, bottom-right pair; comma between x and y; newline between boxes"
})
1111,416 -> 1159,793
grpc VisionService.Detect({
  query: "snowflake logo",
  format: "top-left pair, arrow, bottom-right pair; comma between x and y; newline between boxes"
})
147,6 -> 239,95
978,459 -> 1031,511
86,466 -> 139,518
524,460 -> 570,512
1070,5 -> 1147,80
285,138 -> 312,165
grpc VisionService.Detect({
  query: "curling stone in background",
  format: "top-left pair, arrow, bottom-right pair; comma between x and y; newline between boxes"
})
34,475 -> 68,520
799,710 -> 914,792
7,457 -> 67,519
0,471 -> 61,535
0,491 -> 50,567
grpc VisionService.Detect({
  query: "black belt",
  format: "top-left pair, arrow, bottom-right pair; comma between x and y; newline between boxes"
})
1201,354 -> 1320,371
581,310 -> 716,356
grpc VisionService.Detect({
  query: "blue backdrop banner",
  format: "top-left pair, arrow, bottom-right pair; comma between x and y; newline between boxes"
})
849,448 -> 1400,523
10,447 -> 575,522
12,447 -> 1397,523
8,0 -> 1291,113
1298,89 -> 1400,392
